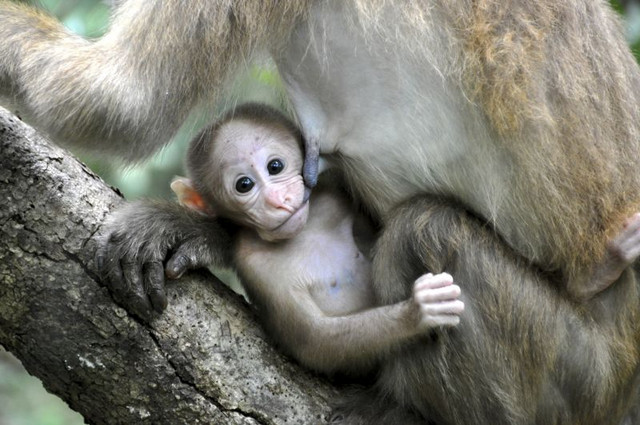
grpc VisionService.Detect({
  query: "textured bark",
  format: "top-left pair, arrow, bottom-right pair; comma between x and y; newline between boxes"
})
0,106 -> 342,424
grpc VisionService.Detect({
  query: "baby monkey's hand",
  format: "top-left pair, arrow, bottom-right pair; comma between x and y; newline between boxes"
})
412,273 -> 464,330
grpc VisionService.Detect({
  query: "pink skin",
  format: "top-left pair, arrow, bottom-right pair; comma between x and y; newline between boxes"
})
256,180 -> 310,241
259,202 -> 309,242
264,185 -> 296,211
412,273 -> 464,329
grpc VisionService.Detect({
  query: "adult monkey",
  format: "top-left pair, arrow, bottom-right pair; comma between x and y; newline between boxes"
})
2,0 -> 640,424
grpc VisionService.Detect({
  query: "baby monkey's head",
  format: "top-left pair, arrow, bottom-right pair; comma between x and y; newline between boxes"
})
172,103 -> 309,241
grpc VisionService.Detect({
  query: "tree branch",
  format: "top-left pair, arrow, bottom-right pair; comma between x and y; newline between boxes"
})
0,106 -> 343,424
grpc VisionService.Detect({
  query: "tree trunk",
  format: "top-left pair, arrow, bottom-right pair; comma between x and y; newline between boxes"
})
0,106 -> 343,424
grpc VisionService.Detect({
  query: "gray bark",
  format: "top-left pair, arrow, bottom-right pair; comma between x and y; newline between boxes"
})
0,106 -> 343,424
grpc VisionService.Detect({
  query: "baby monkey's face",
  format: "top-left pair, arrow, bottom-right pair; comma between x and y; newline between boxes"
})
214,120 -> 309,241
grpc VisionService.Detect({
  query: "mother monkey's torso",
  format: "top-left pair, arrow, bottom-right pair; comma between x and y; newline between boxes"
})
275,1 -> 640,288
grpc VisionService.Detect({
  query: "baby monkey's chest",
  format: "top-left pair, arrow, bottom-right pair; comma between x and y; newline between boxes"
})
304,238 -> 375,316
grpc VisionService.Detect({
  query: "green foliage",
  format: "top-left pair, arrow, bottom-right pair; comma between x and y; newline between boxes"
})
0,349 -> 85,425
37,0 -> 109,37
610,0 -> 640,61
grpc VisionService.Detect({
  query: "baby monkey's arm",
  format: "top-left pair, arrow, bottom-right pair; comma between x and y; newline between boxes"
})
267,273 -> 464,375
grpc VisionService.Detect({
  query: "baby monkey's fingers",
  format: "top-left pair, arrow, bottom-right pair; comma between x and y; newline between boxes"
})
417,300 -> 465,329
413,273 -> 461,303
419,300 -> 466,316
420,313 -> 462,328
414,272 -> 454,290
412,272 -> 464,330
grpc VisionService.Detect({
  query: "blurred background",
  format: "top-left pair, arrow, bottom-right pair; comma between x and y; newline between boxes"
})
1,0 -> 640,423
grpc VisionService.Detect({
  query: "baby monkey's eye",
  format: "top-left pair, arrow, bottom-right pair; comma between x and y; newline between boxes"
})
267,159 -> 285,175
235,176 -> 255,193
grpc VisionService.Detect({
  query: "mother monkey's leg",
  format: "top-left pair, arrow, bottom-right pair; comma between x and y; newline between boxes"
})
372,196 -> 640,425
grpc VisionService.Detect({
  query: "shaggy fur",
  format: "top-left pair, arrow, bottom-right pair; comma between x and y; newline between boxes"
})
3,1 -> 640,423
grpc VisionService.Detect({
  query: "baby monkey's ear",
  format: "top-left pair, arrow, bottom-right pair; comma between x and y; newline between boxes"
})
170,176 -> 215,216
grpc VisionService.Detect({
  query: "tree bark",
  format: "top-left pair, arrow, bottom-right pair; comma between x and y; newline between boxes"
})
0,106 -> 343,424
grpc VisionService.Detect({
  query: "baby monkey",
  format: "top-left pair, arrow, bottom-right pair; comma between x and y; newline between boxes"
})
171,104 -> 465,374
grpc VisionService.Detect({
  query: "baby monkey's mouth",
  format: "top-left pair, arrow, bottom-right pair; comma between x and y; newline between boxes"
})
272,200 -> 309,231
260,199 -> 310,242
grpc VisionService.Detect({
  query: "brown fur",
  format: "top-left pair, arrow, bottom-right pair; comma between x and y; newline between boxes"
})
453,1 -> 640,284
347,0 -> 640,290
4,0 -> 640,423
0,0 -> 311,160
373,196 -> 640,424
